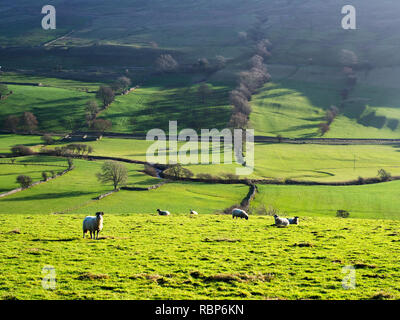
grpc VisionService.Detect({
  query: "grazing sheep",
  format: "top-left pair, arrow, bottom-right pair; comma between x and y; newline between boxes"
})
83,212 -> 104,239
190,209 -> 198,215
288,216 -> 299,225
157,209 -> 170,216
273,214 -> 289,227
232,208 -> 249,220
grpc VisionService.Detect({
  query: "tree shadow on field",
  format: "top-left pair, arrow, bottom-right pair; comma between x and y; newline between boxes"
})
31,238 -> 77,242
2,191 -> 94,201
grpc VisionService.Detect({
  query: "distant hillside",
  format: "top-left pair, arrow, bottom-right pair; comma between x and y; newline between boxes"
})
1,0 -> 400,137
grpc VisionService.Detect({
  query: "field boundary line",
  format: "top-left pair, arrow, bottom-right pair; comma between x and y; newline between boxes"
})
0,166 -> 74,199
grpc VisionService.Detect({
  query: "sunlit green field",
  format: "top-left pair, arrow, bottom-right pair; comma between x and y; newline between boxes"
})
251,80 -> 400,139
0,156 -> 67,193
0,85 -> 96,132
251,182 -> 400,220
186,143 -> 400,182
1,214 -> 399,300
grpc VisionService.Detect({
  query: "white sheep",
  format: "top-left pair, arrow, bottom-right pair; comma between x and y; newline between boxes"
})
83,212 -> 104,239
274,214 -> 289,227
157,209 -> 170,216
190,209 -> 198,215
288,216 -> 299,225
232,208 -> 249,220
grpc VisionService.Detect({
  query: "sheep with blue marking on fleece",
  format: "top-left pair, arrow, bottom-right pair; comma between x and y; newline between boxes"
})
232,208 -> 249,220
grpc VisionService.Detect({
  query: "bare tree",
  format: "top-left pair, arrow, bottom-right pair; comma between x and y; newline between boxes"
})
250,55 -> 264,69
197,83 -> 212,104
0,84 -> 9,99
230,93 -> 252,116
318,122 -> 330,136
3,115 -> 20,133
112,76 -> 131,92
96,86 -> 115,107
215,55 -> 227,69
237,84 -> 252,101
85,100 -> 99,126
21,112 -> 38,133
228,112 -> 248,129
41,134 -> 54,145
155,54 -> 179,73
92,119 -> 112,133
96,161 -> 128,190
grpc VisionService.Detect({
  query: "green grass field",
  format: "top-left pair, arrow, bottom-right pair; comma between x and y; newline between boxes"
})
251,182 -> 400,220
185,143 -> 400,182
0,156 -> 67,193
1,214 -> 399,300
0,84 -> 95,133
250,79 -> 400,139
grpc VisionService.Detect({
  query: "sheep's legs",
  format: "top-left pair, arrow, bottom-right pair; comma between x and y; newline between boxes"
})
96,231 -> 99,240
90,231 -> 93,239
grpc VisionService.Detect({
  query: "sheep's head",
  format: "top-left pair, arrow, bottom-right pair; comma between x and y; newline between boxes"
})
245,215 -> 249,220
273,214 -> 278,219
96,212 -> 104,217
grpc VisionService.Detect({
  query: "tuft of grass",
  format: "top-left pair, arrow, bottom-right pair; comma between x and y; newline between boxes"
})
77,273 -> 110,281
370,291 -> 393,300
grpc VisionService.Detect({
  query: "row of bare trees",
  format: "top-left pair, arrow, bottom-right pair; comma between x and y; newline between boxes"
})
319,50 -> 359,136
155,54 -> 227,74
228,39 -> 272,129
85,76 -> 132,132
3,112 -> 38,133
318,105 -> 339,135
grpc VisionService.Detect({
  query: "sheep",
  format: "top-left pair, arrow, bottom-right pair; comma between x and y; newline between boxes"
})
190,209 -> 198,215
288,216 -> 299,225
273,214 -> 289,227
83,212 -> 104,239
232,208 -> 249,220
157,209 -> 170,216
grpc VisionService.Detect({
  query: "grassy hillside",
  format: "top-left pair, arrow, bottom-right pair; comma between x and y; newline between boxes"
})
0,84 -> 96,133
98,78 -> 232,134
1,214 -> 399,300
2,1 -> 400,137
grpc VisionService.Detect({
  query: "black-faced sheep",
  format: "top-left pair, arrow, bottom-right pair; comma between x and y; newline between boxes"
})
157,209 -> 170,216
83,212 -> 104,239
273,214 -> 289,227
232,208 -> 249,220
288,216 -> 299,225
